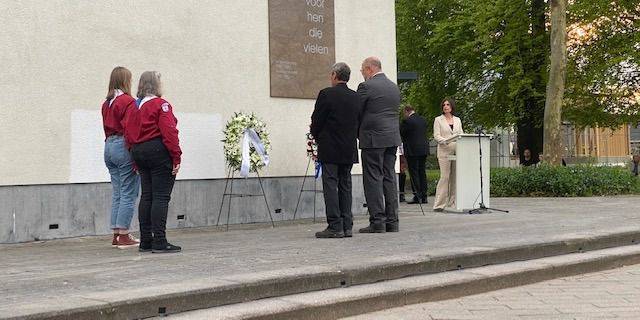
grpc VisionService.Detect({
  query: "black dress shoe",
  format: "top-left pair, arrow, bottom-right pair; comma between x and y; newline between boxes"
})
344,229 -> 353,238
358,225 -> 386,233
399,194 -> 406,202
422,198 -> 428,204
139,242 -> 152,252
386,224 -> 399,232
152,242 -> 182,253
315,228 -> 344,238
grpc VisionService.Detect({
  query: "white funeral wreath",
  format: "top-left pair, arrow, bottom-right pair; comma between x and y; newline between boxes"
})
222,112 -> 271,173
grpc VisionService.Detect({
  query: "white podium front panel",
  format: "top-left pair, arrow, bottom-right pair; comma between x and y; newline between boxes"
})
452,134 -> 491,211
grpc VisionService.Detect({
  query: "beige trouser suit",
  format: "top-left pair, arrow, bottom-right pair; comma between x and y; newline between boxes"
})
433,115 -> 463,210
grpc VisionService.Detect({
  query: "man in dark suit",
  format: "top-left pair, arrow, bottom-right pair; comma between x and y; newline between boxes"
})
311,62 -> 360,238
357,57 -> 402,233
400,105 -> 429,204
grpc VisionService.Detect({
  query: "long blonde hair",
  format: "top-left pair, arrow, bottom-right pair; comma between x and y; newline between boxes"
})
137,71 -> 163,99
106,66 -> 132,100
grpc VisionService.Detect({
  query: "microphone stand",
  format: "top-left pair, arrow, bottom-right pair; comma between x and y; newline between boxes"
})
468,128 -> 509,214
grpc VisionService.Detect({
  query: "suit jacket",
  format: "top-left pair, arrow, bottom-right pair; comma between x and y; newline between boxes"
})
433,114 -> 463,159
310,83 -> 360,164
357,73 -> 402,149
400,113 -> 429,157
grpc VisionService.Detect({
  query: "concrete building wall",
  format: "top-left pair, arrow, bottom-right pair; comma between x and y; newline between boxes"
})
0,0 -> 397,186
0,1 -> 396,242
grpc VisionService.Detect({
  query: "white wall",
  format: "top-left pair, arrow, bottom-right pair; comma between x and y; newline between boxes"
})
0,0 -> 397,186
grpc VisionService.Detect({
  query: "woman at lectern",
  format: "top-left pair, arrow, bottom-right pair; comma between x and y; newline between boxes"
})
433,98 -> 463,212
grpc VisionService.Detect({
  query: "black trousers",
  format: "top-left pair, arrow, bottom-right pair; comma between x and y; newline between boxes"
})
361,147 -> 399,228
321,163 -> 353,232
406,155 -> 427,201
131,138 -> 175,246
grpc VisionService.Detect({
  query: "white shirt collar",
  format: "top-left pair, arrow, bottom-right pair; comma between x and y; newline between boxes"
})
138,95 -> 157,109
108,89 -> 124,107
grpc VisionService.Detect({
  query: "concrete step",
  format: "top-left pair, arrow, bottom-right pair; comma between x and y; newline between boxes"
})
5,231 -> 640,320
164,244 -> 640,320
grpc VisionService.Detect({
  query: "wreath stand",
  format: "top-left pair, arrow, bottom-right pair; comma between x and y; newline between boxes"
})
216,166 -> 275,231
292,158 -> 323,222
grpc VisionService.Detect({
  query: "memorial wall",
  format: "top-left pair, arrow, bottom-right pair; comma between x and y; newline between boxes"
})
0,0 -> 396,186
0,0 -> 397,242
269,0 -> 336,98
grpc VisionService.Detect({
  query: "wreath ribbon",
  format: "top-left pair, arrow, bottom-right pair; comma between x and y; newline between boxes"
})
314,161 -> 322,179
240,128 -> 270,177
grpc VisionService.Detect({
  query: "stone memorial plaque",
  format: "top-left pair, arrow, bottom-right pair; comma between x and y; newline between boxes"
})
268,0 -> 335,99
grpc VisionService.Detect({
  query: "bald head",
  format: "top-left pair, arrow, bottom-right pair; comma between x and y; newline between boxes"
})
361,57 -> 382,80
364,57 -> 382,70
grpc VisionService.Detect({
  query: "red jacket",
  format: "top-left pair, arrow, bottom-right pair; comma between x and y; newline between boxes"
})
101,93 -> 136,139
126,97 -> 182,166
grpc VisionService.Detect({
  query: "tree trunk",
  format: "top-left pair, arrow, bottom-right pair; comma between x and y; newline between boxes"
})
543,0 -> 567,165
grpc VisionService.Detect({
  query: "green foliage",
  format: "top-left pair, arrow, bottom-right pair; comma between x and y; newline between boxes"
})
564,0 -> 640,128
426,170 -> 439,196
425,155 -> 440,171
396,0 -> 640,130
491,165 -> 640,197
402,170 -> 439,196
425,166 -> 639,197
396,0 -> 547,131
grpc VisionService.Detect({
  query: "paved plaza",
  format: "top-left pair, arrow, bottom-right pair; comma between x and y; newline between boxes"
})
2,197 -> 640,318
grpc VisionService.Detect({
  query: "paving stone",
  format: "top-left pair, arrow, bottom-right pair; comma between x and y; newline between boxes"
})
341,263 -> 640,319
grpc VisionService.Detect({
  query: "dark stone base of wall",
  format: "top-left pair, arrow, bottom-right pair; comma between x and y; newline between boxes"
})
0,175 -> 366,243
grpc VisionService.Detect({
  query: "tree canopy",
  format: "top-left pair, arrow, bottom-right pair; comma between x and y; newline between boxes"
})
397,0 -> 640,130
564,0 -> 640,128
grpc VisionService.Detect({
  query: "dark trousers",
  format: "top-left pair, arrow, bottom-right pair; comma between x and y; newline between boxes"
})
361,147 -> 399,228
131,138 -> 175,246
321,163 -> 353,232
406,155 -> 427,201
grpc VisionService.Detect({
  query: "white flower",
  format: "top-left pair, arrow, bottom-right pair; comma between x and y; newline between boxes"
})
305,129 -> 320,159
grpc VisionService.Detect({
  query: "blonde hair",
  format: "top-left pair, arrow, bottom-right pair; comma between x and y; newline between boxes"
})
137,71 -> 163,99
106,66 -> 132,100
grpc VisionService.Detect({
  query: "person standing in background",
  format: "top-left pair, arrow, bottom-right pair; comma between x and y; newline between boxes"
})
521,149 -> 535,167
400,105 -> 429,204
127,71 -> 182,253
357,57 -> 402,233
102,66 -> 140,249
433,98 -> 463,212
630,154 -> 640,176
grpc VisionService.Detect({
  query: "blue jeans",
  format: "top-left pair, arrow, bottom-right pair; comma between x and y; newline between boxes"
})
104,135 -> 140,230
